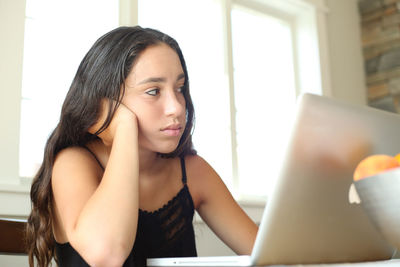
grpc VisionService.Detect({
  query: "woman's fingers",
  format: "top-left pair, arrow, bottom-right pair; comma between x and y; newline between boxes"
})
89,99 -> 137,146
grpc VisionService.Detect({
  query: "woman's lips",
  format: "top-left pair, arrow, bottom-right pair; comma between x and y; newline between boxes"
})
161,125 -> 182,137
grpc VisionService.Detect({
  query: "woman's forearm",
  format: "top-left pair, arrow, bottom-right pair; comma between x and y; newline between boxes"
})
71,123 -> 139,266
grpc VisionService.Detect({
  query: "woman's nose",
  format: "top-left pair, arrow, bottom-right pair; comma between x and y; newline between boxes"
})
164,90 -> 185,117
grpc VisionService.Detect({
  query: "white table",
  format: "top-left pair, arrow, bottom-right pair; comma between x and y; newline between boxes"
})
273,259 -> 400,266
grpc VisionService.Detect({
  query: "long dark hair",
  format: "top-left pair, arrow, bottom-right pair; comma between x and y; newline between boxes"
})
26,26 -> 196,267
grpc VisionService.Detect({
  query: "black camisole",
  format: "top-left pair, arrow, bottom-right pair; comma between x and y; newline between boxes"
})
54,157 -> 197,266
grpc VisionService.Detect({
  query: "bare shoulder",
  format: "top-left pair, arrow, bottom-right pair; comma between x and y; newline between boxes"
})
184,154 -> 214,175
184,154 -> 219,185
184,155 -> 225,208
54,146 -> 96,165
53,146 -> 102,182
52,145 -> 103,203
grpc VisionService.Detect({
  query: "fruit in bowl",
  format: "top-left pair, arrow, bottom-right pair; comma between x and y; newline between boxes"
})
353,154 -> 400,251
353,154 -> 400,181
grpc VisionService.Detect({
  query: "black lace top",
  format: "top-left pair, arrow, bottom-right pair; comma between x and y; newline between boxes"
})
54,157 -> 197,266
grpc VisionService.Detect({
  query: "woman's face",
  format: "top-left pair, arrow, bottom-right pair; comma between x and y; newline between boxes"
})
122,43 -> 186,154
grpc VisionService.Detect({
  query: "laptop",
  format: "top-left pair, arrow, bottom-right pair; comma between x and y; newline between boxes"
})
147,93 -> 396,266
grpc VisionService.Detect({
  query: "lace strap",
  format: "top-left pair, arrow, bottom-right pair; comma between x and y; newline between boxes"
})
180,156 -> 187,184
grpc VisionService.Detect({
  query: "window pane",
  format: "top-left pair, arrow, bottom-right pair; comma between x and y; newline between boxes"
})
232,6 -> 297,197
20,0 -> 119,177
138,0 -> 234,189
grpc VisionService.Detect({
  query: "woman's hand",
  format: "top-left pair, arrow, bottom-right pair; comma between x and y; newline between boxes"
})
89,99 -> 138,147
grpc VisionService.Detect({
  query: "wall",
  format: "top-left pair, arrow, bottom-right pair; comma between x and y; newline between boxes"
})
0,0 -> 25,184
359,0 -> 400,112
325,0 -> 368,105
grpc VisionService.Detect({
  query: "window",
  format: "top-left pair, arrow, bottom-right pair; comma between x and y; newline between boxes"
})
19,0 -> 326,199
19,0 -> 119,177
231,5 -> 297,197
138,0 -> 234,188
138,0 -> 323,198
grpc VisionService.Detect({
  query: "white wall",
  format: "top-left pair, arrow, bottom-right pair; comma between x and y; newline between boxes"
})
325,0 -> 367,105
0,0 -> 25,184
0,0 -> 367,266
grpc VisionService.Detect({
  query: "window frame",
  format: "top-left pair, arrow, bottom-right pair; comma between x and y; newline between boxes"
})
224,0 -> 330,199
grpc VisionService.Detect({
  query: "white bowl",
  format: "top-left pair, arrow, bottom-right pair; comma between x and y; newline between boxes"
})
354,167 -> 400,251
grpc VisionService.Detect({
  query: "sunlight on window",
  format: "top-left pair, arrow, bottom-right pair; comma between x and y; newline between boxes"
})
232,6 -> 297,197
19,0 -> 118,177
138,0 -> 234,189
20,0 -> 307,199
138,0 -> 300,197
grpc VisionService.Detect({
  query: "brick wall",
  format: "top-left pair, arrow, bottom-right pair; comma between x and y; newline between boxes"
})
359,0 -> 400,112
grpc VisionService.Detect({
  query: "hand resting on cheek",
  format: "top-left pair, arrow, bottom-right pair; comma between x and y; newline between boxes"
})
89,99 -> 138,147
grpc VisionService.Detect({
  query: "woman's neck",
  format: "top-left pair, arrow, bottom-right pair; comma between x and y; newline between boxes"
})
88,139 -> 170,178
137,149 -> 168,177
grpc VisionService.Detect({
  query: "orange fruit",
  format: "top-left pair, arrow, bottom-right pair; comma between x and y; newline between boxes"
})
353,154 -> 400,181
395,153 -> 400,164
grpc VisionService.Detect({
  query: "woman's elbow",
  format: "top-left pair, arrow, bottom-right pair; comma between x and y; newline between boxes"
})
82,241 -> 132,267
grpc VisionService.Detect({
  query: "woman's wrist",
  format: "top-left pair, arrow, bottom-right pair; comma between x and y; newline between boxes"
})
112,121 -> 138,147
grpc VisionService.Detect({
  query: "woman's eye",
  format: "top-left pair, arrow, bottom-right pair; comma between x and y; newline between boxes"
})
177,86 -> 184,93
146,88 -> 159,96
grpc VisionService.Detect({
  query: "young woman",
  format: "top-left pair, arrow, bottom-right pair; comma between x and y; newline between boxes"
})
26,26 -> 258,267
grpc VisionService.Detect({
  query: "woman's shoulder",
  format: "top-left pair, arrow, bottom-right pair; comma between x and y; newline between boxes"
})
54,146 -> 94,166
183,155 -> 221,204
53,146 -> 103,182
184,154 -> 215,178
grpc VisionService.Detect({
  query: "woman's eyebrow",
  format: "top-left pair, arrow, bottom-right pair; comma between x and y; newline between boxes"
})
177,73 -> 185,81
137,77 -> 165,85
137,73 -> 185,85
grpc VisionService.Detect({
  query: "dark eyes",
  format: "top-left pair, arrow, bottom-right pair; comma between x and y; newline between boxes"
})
146,88 -> 159,96
145,86 -> 184,96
